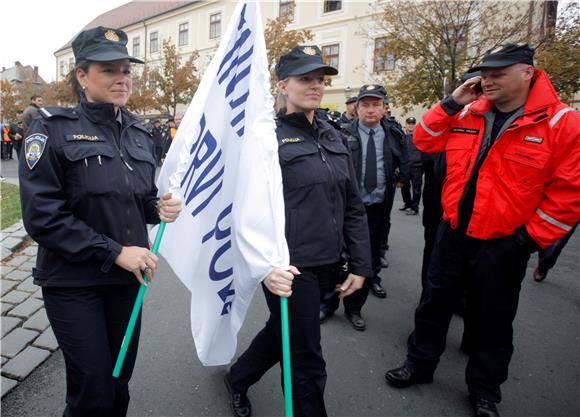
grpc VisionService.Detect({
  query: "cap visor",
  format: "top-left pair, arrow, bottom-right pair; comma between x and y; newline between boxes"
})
286,63 -> 338,77
84,51 -> 144,64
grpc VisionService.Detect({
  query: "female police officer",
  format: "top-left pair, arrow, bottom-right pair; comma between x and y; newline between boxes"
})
224,46 -> 372,417
19,26 -> 181,417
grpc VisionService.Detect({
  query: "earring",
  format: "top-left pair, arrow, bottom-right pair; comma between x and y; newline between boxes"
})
82,86 -> 87,91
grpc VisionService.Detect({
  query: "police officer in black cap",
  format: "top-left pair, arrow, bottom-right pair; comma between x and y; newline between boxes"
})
224,45 -> 372,417
19,26 -> 182,417
340,96 -> 357,125
319,84 -> 408,330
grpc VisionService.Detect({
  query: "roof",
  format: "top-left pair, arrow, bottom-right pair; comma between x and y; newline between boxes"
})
55,0 -> 193,54
1,63 -> 47,85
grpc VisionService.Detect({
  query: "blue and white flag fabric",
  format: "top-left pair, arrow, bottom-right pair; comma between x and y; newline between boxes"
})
152,0 -> 289,366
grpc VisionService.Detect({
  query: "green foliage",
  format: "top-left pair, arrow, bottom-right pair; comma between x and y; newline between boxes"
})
371,1 -> 536,111
1,183 -> 22,229
535,2 -> 580,100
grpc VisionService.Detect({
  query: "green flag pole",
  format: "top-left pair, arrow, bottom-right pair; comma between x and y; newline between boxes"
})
113,221 -> 167,378
280,297 -> 293,417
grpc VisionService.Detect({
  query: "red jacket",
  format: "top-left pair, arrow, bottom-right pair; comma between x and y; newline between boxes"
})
414,69 -> 580,248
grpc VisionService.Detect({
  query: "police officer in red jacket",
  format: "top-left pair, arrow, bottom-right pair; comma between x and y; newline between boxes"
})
385,44 -> 580,417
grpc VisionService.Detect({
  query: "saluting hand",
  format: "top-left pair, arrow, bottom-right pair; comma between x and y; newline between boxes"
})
158,192 -> 182,223
264,266 -> 301,298
115,246 -> 159,286
451,76 -> 483,106
336,273 -> 365,299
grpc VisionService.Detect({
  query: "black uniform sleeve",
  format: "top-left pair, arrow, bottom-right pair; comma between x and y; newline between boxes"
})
19,119 -> 123,272
342,148 -> 373,278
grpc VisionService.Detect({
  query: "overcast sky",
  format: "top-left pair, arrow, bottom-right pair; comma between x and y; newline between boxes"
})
2,0 -> 129,82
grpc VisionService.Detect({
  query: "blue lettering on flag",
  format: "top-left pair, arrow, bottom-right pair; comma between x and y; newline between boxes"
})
217,3 -> 252,138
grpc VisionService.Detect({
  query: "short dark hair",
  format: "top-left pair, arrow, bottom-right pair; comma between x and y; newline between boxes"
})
67,60 -> 91,101
30,95 -> 42,101
16,110 -> 23,115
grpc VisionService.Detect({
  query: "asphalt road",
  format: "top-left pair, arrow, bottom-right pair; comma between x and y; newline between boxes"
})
2,165 -> 579,416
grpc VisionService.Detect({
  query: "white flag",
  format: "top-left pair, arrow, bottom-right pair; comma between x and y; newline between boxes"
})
152,0 -> 289,366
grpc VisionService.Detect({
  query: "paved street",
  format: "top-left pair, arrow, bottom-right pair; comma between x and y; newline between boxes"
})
1,194 -> 578,416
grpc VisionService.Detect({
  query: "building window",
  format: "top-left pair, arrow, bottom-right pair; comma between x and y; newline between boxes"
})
323,0 -> 342,13
210,13 -> 221,39
150,31 -> 159,54
68,57 -> 74,71
279,0 -> 295,21
178,22 -> 189,46
374,37 -> 395,72
322,44 -> 340,70
60,61 -> 66,77
133,36 -> 140,57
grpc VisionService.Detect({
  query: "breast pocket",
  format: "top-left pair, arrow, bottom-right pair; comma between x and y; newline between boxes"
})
445,136 -> 475,175
320,140 -> 351,184
501,144 -> 550,190
279,143 -> 324,189
125,146 -> 156,195
62,143 -> 117,196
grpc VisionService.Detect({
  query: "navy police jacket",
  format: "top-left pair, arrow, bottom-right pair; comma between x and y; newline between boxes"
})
19,100 -> 159,287
343,117 -> 410,188
276,110 -> 372,278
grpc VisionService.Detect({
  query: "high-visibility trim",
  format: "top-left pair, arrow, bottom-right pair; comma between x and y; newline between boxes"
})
39,108 -> 52,118
419,118 -> 444,137
536,208 -> 572,232
458,103 -> 472,120
549,108 -> 572,128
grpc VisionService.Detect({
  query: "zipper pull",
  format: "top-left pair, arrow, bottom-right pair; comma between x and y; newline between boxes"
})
317,143 -> 326,162
97,155 -> 102,166
122,157 -> 134,171
84,158 -> 88,167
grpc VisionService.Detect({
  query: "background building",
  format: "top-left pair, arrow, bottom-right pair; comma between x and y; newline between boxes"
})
54,0 -> 558,120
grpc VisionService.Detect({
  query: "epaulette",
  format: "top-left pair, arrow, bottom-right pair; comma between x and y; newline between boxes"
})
39,107 -> 79,120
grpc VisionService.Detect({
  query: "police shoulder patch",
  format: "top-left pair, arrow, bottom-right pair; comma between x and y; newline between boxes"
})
25,133 -> 48,170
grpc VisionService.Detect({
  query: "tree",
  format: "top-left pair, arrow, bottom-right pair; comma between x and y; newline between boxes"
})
535,2 -> 580,100
127,65 -> 161,115
264,15 -> 313,92
369,1 -> 539,110
151,39 -> 200,117
45,80 -> 77,107
0,80 -> 20,121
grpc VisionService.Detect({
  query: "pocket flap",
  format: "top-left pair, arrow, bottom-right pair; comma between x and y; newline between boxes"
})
125,146 -> 156,165
503,145 -> 550,170
62,143 -> 115,162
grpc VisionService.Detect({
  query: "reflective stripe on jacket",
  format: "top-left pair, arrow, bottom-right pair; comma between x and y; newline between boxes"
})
414,69 -> 580,248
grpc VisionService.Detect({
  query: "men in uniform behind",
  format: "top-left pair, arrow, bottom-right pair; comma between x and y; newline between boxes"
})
399,117 -> 423,215
320,84 -> 408,330
385,44 -> 580,417
150,119 -> 164,166
340,96 -> 357,125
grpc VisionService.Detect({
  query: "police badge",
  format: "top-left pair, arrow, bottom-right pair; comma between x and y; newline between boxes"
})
25,133 -> 48,170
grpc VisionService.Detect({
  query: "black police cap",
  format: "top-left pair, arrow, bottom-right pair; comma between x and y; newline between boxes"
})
275,45 -> 338,80
405,117 -> 416,124
472,43 -> 534,70
461,68 -> 481,82
72,26 -> 144,64
357,84 -> 388,101
345,97 -> 357,105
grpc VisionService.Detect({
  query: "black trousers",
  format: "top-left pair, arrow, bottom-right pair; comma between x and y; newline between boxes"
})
42,284 -> 141,417
406,221 -> 530,403
230,265 -> 338,417
381,182 -> 396,252
321,203 -> 384,315
401,165 -> 424,211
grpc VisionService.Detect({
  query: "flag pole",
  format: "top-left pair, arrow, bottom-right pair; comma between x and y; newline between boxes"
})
113,221 -> 167,378
280,297 -> 293,416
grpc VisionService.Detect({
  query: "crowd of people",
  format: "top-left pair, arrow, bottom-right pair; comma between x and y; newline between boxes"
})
11,23 -> 579,417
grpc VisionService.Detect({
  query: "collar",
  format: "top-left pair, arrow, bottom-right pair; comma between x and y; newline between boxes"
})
358,122 -> 380,135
